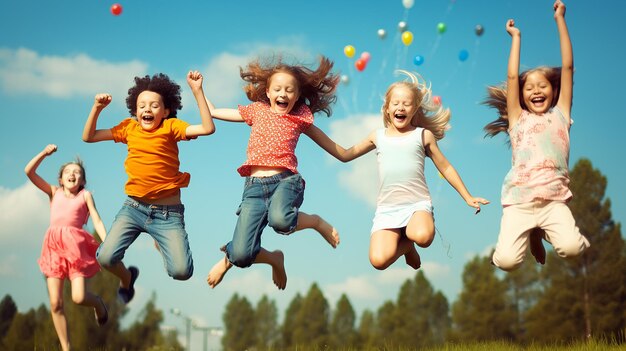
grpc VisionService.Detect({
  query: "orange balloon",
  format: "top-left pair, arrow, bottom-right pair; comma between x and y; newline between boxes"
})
433,95 -> 442,105
355,58 -> 366,72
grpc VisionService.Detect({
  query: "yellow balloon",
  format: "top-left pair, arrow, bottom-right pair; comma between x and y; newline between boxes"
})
401,31 -> 413,46
344,45 -> 355,58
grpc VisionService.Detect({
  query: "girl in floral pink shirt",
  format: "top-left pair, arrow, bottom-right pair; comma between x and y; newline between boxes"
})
206,56 -> 341,290
483,0 -> 589,271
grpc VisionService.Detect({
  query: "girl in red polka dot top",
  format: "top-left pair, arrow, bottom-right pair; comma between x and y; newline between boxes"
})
207,56 -> 341,290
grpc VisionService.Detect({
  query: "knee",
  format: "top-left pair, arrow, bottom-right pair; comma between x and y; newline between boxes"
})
492,252 -> 523,272
170,265 -> 193,281
369,252 -> 392,271
49,298 -> 64,314
554,239 -> 586,258
96,247 -> 117,268
228,247 -> 256,268
268,211 -> 296,234
71,290 -> 86,305
411,231 -> 434,248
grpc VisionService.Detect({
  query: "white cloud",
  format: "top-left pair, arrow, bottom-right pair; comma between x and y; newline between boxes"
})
0,182 -> 49,247
0,47 -> 147,98
329,114 -> 383,206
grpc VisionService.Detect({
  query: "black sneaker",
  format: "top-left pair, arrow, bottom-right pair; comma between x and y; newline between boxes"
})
95,296 -> 108,326
118,266 -> 139,304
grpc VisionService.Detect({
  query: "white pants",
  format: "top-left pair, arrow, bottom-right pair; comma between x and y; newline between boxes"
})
492,200 -> 590,271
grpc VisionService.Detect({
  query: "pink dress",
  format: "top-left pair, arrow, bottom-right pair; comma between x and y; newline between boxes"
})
38,189 -> 101,279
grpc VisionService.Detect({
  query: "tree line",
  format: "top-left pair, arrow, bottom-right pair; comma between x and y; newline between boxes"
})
1,158 -> 624,350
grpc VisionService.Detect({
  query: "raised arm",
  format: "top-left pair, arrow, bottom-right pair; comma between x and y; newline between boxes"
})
204,98 -> 245,122
24,144 -> 58,198
505,19 -> 523,127
84,191 -> 107,242
83,94 -> 114,142
305,124 -> 376,162
423,130 -> 489,212
185,70 -> 216,138
554,0 -> 573,121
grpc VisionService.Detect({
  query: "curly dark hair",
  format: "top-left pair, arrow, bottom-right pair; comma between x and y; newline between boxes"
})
240,56 -> 339,117
126,73 -> 182,118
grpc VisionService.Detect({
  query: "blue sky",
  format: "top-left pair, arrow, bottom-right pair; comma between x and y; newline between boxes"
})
1,0 -> 625,349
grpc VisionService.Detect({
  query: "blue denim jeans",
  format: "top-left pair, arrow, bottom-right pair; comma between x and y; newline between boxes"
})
225,171 -> 305,268
97,197 -> 194,280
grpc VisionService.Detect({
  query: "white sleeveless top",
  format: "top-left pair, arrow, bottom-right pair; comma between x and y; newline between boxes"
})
371,128 -> 432,233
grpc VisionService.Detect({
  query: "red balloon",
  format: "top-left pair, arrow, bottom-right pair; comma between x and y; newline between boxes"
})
355,58 -> 366,72
433,95 -> 442,105
111,3 -> 123,16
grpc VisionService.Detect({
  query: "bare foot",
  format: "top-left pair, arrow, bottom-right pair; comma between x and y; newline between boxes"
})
270,250 -> 287,290
207,256 -> 232,288
315,215 -> 340,248
404,245 -> 421,270
529,228 -> 546,265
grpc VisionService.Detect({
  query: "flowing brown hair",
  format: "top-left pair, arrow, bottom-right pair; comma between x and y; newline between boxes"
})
483,66 -> 561,137
240,56 -> 340,117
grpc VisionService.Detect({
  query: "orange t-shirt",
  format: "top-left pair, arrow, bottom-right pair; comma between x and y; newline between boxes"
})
111,118 -> 191,200
237,102 -> 313,177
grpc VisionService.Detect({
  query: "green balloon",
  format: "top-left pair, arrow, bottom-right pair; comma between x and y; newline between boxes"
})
437,22 -> 447,34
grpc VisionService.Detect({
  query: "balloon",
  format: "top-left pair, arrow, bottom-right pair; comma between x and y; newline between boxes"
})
343,45 -> 355,58
413,55 -> 424,66
360,51 -> 371,63
433,95 -> 442,105
475,24 -> 484,36
341,75 -> 350,85
402,0 -> 414,9
458,49 -> 469,62
437,22 -> 447,34
377,28 -> 387,39
355,58 -> 366,72
398,21 -> 408,32
110,3 -> 123,16
401,31 -> 413,46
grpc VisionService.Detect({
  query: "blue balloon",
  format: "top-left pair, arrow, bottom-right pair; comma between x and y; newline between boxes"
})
413,55 -> 424,66
458,49 -> 469,62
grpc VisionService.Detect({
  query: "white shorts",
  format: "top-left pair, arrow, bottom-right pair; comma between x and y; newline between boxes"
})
371,200 -> 433,233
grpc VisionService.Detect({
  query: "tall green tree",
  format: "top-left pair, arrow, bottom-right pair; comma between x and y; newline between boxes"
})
0,295 -> 17,345
357,309 -> 376,349
451,255 -> 515,341
329,293 -> 357,348
525,159 -> 626,342
376,300 -> 397,348
503,257 -> 541,343
222,294 -> 256,351
292,283 -> 330,347
280,293 -> 302,348
121,292 -> 169,350
254,294 -> 279,350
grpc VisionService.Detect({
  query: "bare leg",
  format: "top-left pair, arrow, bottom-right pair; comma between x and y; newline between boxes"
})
255,248 -> 287,290
529,228 -> 546,265
296,212 -> 340,248
70,277 -> 107,325
370,229 -> 420,270
103,261 -> 132,289
207,254 -> 233,289
47,278 -> 70,351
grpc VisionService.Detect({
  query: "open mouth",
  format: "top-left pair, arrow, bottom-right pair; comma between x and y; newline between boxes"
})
276,100 -> 289,109
394,113 -> 407,122
142,115 -> 154,122
530,96 -> 546,107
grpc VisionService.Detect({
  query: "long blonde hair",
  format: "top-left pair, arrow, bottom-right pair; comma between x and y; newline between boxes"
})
483,66 -> 562,137
382,70 -> 450,140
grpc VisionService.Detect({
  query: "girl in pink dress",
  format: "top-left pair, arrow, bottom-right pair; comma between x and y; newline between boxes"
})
25,144 -> 109,351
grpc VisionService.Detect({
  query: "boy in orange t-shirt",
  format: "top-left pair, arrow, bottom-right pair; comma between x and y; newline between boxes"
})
83,71 -> 214,303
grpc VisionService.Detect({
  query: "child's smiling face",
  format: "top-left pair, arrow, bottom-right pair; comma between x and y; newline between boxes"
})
266,72 -> 300,114
386,85 -> 417,132
59,164 -> 84,192
136,90 -> 170,131
522,71 -> 554,115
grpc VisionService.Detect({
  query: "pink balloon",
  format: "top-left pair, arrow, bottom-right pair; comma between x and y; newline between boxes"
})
433,95 -> 442,105
360,51 -> 371,63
